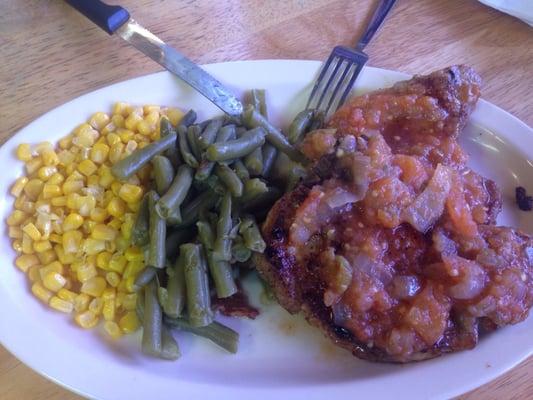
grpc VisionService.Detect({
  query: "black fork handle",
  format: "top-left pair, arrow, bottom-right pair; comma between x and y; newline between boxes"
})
65,0 -> 130,35
355,0 -> 397,51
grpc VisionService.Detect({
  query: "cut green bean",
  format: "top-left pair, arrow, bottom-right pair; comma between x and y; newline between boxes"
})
240,178 -> 268,204
181,243 -> 213,327
160,116 -> 174,137
179,109 -> 197,127
111,132 -> 177,180
240,216 -> 266,253
157,286 -> 168,309
232,159 -> 250,181
132,194 -> 149,246
134,266 -> 157,290
156,164 -> 193,219
213,192 -> 232,262
196,220 -> 215,251
187,125 -> 202,160
251,89 -> 268,118
261,143 -> 277,177
160,326 -> 180,360
152,155 -> 175,195
195,124 -> 236,181
198,117 -> 224,149
216,124 -> 237,142
177,191 -> 219,228
244,147 -> 263,176
207,252 -> 237,298
164,317 -> 239,354
160,118 -> 181,168
288,109 -> 314,144
206,127 -> 266,162
177,125 -> 199,168
242,104 -> 306,163
214,164 -> 243,197
142,280 -> 162,357
309,110 -> 325,131
232,239 -> 252,262
147,191 -> 166,269
164,255 -> 185,318
136,287 -> 145,322
166,208 -> 182,225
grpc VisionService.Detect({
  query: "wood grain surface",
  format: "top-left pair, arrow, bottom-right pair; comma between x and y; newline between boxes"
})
0,0 -> 532,399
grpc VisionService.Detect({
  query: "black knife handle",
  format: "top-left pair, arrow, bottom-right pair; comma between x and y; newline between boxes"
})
66,0 -> 130,34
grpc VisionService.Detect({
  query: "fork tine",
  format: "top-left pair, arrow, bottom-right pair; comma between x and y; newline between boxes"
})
306,55 -> 336,109
337,63 -> 364,109
324,62 -> 355,116
315,57 -> 344,111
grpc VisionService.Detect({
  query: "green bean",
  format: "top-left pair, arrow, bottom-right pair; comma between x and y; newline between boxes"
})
198,117 -> 224,149
152,155 -> 175,196
176,191 -> 219,228
217,124 -> 237,142
213,192 -> 232,262
155,165 -> 193,219
142,280 -> 162,357
160,116 -> 174,137
187,125 -> 202,160
164,255 -> 185,318
181,243 -> 213,327
206,127 -> 266,162
235,126 -> 247,137
195,124 -> 236,181
309,110 -> 325,131
136,287 -> 145,322
288,109 -> 314,144
164,317 -> 239,354
160,118 -> 181,168
208,252 -> 236,298
196,220 -> 215,250
177,125 -> 199,168
240,178 -> 268,204
241,105 -> 306,163
165,229 -> 195,260
166,208 -> 182,225
179,109 -> 197,127
111,132 -> 177,180
232,239 -> 252,262
147,191 -> 166,269
134,266 -> 157,290
160,326 -> 180,360
240,216 -> 266,252
261,143 -> 277,177
132,194 -> 149,246
232,159 -> 250,181
244,147 -> 263,176
251,89 -> 268,118
214,164 -> 243,197
158,286 -> 168,309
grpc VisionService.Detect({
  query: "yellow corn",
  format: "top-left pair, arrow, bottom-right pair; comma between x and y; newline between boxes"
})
23,179 -> 44,201
83,238 -> 106,255
80,276 -> 106,297
96,251 -> 112,270
89,207 -> 108,223
117,128 -> 134,143
64,213 -> 84,231
12,239 -> 22,253
136,120 -> 152,136
22,222 -> 41,241
108,254 -> 127,274
102,298 -> 115,321
166,108 -> 184,126
11,177 -> 28,197
28,267 -> 41,283
37,166 -> 57,181
118,184 -> 143,203
122,293 -> 137,311
48,173 -> 65,186
76,262 -> 97,282
112,102 -> 130,116
105,271 -> 120,287
77,195 -> 96,216
62,180 -> 84,195
111,114 -> 125,128
41,149 -> 59,166
89,112 -> 110,130
91,224 -> 118,241
124,113 -> 143,131
104,320 -> 122,339
98,166 -> 115,188
33,240 -> 52,253
74,293 -> 91,313
124,246 -> 143,262
39,261 -> 64,280
89,297 -> 104,315
37,248 -> 57,264
8,226 -> 23,239
42,272 -> 67,292
106,132 -> 121,147
15,254 -> 39,272
107,197 -> 126,218
63,230 -> 83,253
25,158 -> 43,175
118,311 -> 140,333
32,283 -> 53,303
16,143 -> 33,161
74,310 -> 99,329
90,143 -> 110,164
21,233 -> 33,254
7,210 -> 27,225
49,296 -> 74,313
51,196 -> 67,207
43,184 -> 62,199
109,143 -> 125,164
57,288 -> 77,303
78,159 -> 98,176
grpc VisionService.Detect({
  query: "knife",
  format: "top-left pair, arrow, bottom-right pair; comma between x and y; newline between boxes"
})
65,0 -> 243,117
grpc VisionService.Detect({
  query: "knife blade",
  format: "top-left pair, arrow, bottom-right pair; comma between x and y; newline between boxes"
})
66,0 -> 243,117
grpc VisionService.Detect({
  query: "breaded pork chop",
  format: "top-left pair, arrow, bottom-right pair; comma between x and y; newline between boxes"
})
256,66 -> 533,363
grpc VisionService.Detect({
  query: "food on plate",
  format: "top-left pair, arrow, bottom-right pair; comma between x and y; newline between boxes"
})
256,65 -> 533,363
516,186 -> 533,211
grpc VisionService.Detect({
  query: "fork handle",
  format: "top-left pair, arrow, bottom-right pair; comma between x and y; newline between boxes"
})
355,0 -> 397,51
65,0 -> 130,35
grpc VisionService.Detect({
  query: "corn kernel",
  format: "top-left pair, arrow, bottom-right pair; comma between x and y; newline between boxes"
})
25,158 -> 43,175
77,195 -> 96,216
41,150 -> 59,166
87,175 -> 100,186
37,166 -> 57,181
22,222 -> 41,241
104,320 -> 122,339
57,288 -> 77,303
76,262 -> 97,282
106,132 -> 121,146
123,260 -> 143,279
107,197 -> 126,218
42,184 -> 61,199
122,293 -> 137,311
105,271 -> 120,287
8,226 -> 23,239
118,184 -> 143,203
111,114 -> 125,128
11,177 -> 28,197
37,248 -> 57,264
109,143 -> 125,164
115,236 -> 130,253
89,207 -> 108,223
90,143 -> 110,164
42,271 -> 67,292
49,296 -> 74,313
89,112 -> 110,130
124,113 -> 143,131
124,140 -> 138,156
28,266 -> 41,282
89,297 -> 104,315
83,238 -> 106,255
74,310 -> 99,329
54,245 -> 73,264
108,254 -> 127,274
102,287 -> 116,300
23,179 -> 44,201
63,230 -> 83,253
136,120 -> 151,136
7,210 -> 27,226
116,128 -> 134,143
166,108 -> 184,126
15,254 -> 40,272
21,233 -> 33,254
34,142 -> 53,154
48,173 -> 65,186
78,159 -> 97,176
102,298 -> 115,321
74,293 -> 91,313
125,246 -> 143,262
101,122 -> 116,136
33,240 -> 52,253
62,180 -> 84,195
91,224 -> 118,241
80,276 -> 106,297
49,234 -> 62,244
108,218 -> 123,230
12,239 -> 22,253
138,142 -> 149,149
39,261 -> 64,280
96,251 -> 112,270
113,102 -> 130,116
98,166 -> 114,189
63,213 -> 84,231
119,311 -> 140,333
32,283 -> 53,303
66,170 -> 84,182
51,196 -> 67,207
16,143 -> 33,161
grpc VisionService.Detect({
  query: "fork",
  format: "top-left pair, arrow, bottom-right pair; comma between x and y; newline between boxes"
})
306,0 -> 397,115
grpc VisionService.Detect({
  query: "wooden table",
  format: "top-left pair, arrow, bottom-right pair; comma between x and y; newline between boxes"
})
0,0 -> 532,399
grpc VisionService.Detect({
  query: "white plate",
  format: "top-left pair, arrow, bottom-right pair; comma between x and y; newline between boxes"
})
1,60 -> 532,400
